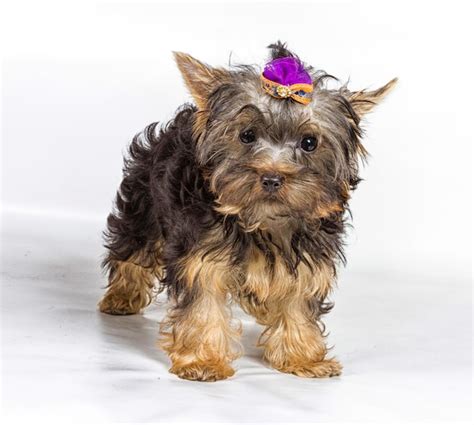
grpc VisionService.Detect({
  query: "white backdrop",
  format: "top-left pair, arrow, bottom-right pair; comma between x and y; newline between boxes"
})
3,0 -> 472,273
1,1 -> 472,423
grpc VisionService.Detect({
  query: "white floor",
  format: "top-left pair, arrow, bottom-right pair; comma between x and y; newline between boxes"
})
1,211 -> 472,423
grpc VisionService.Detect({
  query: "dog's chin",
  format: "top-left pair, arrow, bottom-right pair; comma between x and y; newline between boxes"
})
215,186 -> 308,230
260,193 -> 282,204
245,196 -> 294,225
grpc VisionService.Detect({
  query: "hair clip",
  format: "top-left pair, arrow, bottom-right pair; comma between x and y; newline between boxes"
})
261,57 -> 313,105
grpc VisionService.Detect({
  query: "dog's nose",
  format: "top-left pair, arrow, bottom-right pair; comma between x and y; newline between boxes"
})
261,174 -> 283,193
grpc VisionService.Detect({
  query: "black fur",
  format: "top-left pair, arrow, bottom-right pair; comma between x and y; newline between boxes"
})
103,105 -> 347,317
100,41 -> 395,329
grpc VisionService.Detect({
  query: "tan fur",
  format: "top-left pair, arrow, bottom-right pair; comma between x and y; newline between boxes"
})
192,109 -> 209,141
159,229 -> 242,381
224,228 -> 338,378
258,287 -> 341,378
159,225 -> 337,381
350,77 -> 398,116
173,52 -> 230,110
100,223 -> 338,381
234,244 -> 334,320
99,244 -> 164,315
314,200 -> 344,219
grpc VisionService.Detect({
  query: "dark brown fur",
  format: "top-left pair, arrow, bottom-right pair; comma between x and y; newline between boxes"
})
99,41 -> 396,381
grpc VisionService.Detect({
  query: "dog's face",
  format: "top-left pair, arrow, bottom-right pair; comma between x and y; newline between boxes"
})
175,44 -> 396,230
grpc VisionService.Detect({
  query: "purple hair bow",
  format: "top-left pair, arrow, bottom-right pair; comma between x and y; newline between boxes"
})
261,57 -> 313,105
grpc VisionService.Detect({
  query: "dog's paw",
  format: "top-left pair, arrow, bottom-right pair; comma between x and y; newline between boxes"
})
277,359 -> 343,378
98,293 -> 139,315
170,362 -> 235,382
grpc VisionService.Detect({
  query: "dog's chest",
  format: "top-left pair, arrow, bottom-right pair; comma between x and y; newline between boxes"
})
227,236 -> 327,310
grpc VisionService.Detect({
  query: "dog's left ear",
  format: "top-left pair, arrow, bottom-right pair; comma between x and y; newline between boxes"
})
349,78 -> 398,116
173,52 -> 231,110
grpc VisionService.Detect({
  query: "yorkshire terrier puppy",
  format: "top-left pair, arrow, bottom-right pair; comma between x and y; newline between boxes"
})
99,42 -> 396,381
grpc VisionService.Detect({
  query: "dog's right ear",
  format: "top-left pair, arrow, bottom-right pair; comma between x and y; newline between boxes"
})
173,52 -> 230,110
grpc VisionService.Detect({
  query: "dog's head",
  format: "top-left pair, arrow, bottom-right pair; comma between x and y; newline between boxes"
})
175,42 -> 396,231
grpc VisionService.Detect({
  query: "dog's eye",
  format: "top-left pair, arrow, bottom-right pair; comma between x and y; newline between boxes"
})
300,136 -> 318,152
239,129 -> 256,144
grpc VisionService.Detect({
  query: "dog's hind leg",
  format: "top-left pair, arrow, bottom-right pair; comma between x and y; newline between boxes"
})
98,129 -> 165,315
98,242 -> 164,315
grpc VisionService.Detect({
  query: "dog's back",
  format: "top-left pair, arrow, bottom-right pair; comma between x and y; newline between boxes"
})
100,105 -> 216,313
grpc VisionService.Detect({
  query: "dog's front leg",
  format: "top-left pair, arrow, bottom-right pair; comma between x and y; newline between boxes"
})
260,296 -> 342,378
159,250 -> 241,382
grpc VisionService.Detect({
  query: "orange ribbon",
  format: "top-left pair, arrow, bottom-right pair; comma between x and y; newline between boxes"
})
261,74 -> 313,105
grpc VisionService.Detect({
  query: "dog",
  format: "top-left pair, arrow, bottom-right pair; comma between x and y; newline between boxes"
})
98,41 -> 396,381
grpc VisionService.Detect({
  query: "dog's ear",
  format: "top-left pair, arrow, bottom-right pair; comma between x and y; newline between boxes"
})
173,52 -> 230,109
349,78 -> 398,116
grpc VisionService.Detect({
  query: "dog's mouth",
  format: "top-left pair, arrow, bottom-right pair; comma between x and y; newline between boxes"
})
213,172 -> 314,223
261,193 -> 281,202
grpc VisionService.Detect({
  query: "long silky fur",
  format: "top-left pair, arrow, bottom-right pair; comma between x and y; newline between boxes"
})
99,41 -> 396,380
103,102 -> 351,318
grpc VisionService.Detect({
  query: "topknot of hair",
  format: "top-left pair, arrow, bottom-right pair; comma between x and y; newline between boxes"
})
267,41 -> 298,60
